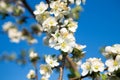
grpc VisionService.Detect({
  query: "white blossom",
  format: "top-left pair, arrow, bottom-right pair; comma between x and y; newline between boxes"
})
28,38 -> 38,44
45,55 -> 59,67
102,44 -> 120,57
50,1 -> 69,17
8,28 -> 22,43
41,76 -> 49,80
29,51 -> 38,60
81,58 -> 104,76
105,55 -> 120,72
76,0 -> 82,5
91,59 -> 104,72
74,44 -> 86,51
81,61 -> 91,76
34,2 -> 48,15
2,22 -> 15,31
40,64 -> 52,78
42,17 -> 58,32
48,28 -> 76,52
27,69 -> 35,79
36,11 -> 50,23
63,18 -> 78,32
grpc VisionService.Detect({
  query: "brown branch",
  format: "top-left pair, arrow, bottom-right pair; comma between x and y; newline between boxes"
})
58,67 -> 64,80
58,55 -> 66,80
66,55 -> 78,71
46,0 -> 50,7
21,0 -> 35,18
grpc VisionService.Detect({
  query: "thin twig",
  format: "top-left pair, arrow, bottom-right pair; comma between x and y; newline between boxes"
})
46,0 -> 50,7
66,55 -> 77,71
58,55 -> 66,80
33,62 -> 38,80
59,67 -> 64,80
21,0 -> 35,18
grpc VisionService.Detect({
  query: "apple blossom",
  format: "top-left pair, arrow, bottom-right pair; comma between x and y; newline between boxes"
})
8,28 -> 22,43
40,64 -> 52,78
34,2 -> 48,15
29,51 -> 38,60
45,55 -> 59,68
105,55 -> 120,72
27,69 -> 36,79
81,58 -> 104,76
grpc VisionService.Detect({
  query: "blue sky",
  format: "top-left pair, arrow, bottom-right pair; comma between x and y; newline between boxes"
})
0,0 -> 120,80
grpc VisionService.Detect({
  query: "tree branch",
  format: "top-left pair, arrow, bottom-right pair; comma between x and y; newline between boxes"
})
21,0 -> 35,18
46,0 -> 50,8
66,55 -> 78,71
58,55 -> 66,80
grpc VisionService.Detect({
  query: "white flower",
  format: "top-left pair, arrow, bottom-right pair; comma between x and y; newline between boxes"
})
105,46 -> 117,53
105,55 -> 120,72
76,0 -> 82,5
0,1 -> 7,9
27,69 -> 35,79
49,37 -> 57,48
40,64 -> 52,78
113,44 -> 120,54
28,38 -> 38,44
63,18 -> 78,32
102,44 -> 120,57
81,58 -> 104,76
45,55 -> 59,68
36,11 -> 50,23
42,17 -> 58,32
91,59 -> 104,72
8,28 -> 22,43
50,1 -> 69,17
2,22 -> 15,31
81,61 -> 91,76
41,76 -> 49,80
74,44 -> 86,51
48,28 -> 76,52
58,39 -> 75,52
68,0 -> 81,5
29,51 -> 38,60
34,2 -> 48,15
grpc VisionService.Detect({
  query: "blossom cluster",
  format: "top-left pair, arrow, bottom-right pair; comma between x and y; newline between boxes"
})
81,58 -> 104,76
0,0 -> 24,16
3,21 -> 22,43
2,21 -> 39,44
34,0 -> 85,53
102,44 -> 120,58
102,44 -> 120,73
40,55 -> 59,80
33,0 -> 86,79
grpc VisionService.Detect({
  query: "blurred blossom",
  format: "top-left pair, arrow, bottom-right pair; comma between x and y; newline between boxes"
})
40,64 -> 52,78
27,69 -> 36,79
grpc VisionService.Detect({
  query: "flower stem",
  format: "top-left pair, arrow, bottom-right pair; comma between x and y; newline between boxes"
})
33,62 -> 38,80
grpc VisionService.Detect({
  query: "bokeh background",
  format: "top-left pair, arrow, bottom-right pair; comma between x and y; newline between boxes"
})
0,0 -> 120,80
